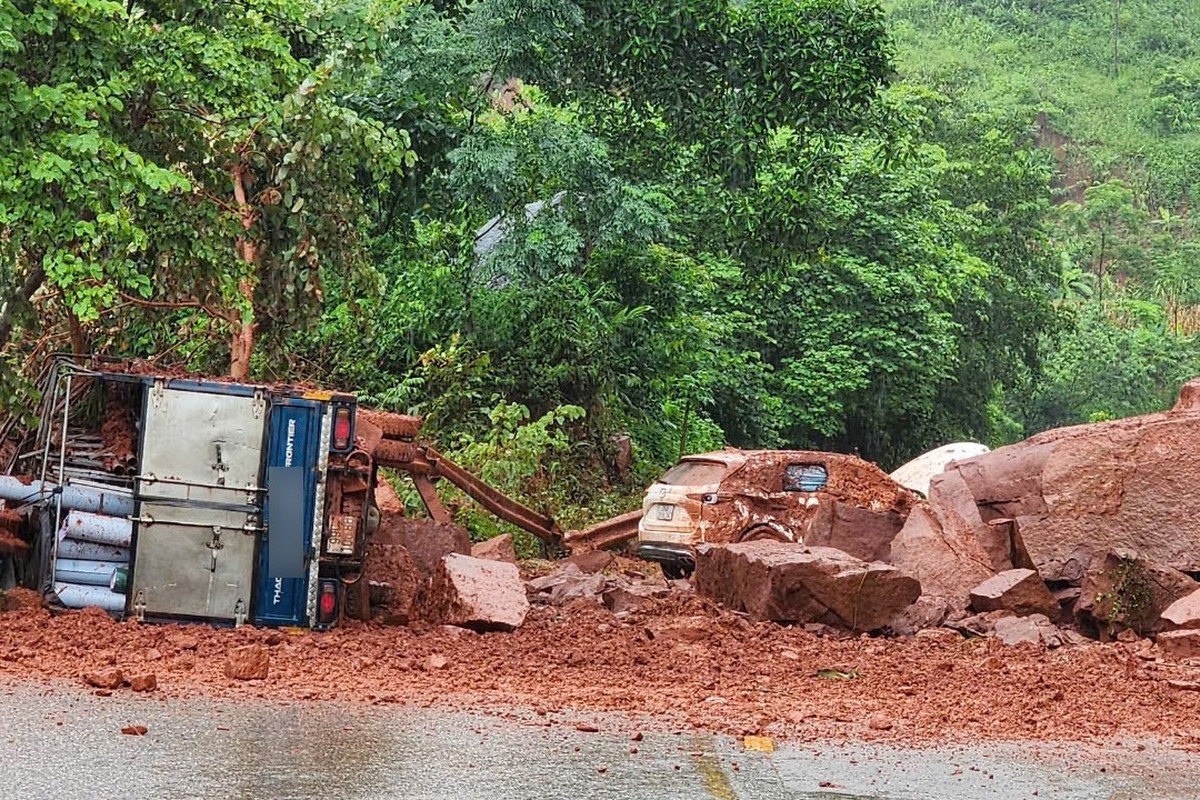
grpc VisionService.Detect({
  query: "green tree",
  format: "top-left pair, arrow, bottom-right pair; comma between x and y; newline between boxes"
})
0,0 -> 412,380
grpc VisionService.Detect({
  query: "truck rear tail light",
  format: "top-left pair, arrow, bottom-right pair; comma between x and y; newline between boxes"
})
317,580 -> 338,625
332,406 -> 353,451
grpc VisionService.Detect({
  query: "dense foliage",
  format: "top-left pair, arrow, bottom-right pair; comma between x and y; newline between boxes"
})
888,0 -> 1200,433
3,0 -> 1194,533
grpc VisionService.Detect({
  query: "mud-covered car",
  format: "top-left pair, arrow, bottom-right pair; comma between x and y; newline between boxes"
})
635,449 -> 918,578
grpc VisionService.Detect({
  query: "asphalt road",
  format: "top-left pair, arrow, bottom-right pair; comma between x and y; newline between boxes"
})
0,680 -> 1196,799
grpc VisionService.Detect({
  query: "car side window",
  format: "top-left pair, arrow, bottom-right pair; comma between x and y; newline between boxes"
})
784,464 -> 828,492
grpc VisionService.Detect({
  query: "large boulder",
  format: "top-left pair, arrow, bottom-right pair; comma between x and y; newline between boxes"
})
1078,552 -> 1198,635
418,554 -> 529,631
928,471 -> 1014,572
378,518 -> 471,578
803,500 -> 905,563
693,542 -> 920,631
969,569 -> 1060,620
942,399 -> 1200,581
888,505 -> 994,612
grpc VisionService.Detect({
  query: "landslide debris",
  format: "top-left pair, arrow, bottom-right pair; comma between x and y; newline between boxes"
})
693,542 -> 920,631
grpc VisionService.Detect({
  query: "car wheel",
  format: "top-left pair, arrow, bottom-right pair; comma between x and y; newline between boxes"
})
738,522 -> 793,543
661,561 -> 693,580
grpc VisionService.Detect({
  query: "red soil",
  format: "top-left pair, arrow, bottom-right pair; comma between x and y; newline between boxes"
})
2,591 -> 1199,746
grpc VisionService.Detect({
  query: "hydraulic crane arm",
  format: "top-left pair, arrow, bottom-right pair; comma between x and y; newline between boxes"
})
360,411 -> 562,547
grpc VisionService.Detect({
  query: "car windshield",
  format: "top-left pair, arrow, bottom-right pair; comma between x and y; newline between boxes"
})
658,460 -> 730,486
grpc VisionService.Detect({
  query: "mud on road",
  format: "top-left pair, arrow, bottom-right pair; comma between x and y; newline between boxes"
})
4,585 -> 1200,749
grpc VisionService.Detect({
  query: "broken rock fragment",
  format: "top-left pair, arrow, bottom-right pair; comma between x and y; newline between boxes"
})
382,519 -> 471,578
887,505 -> 993,613
224,645 -> 269,681
993,614 -> 1062,647
470,533 -> 517,564
694,542 -> 920,630
1157,630 -> 1200,661
602,583 -> 668,615
969,569 -> 1060,620
419,554 -> 529,631
563,550 -> 615,575
129,673 -> 157,693
1161,588 -> 1200,630
82,668 -> 124,690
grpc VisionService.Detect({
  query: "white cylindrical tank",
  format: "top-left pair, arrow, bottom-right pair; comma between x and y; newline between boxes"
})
56,536 -> 130,562
53,582 -> 126,612
53,558 -> 121,587
58,510 -> 132,547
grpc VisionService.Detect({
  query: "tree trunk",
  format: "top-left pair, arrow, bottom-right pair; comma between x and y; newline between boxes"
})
0,262 -> 47,352
229,166 -> 259,381
66,310 -> 88,355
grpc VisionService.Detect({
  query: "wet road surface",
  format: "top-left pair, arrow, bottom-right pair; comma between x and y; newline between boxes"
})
1,680 -> 1196,799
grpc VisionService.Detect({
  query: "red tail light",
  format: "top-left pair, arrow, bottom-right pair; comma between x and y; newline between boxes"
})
332,407 -> 352,451
318,581 -> 337,624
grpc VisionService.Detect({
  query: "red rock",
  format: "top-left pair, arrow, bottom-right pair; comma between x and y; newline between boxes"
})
83,668 -> 124,690
373,473 -> 405,515
867,713 -> 893,731
130,673 -> 157,692
120,725 -> 148,736
422,654 -> 448,671
630,731 -> 644,742
946,409 -> 1200,580
576,723 -> 600,732
888,506 -> 993,612
914,628 -> 962,644
993,614 -> 1061,647
602,584 -> 667,615
224,645 -> 269,681
1173,379 -> 1200,412
969,569 -> 1060,619
379,518 -> 471,578
418,554 -> 529,631
693,542 -> 921,631
928,471 -> 1013,571
563,550 -> 614,574
1161,588 -> 1200,630
803,500 -> 906,563
1078,552 -> 1198,634
471,534 -> 517,564
1157,630 -> 1200,661
888,595 -> 953,635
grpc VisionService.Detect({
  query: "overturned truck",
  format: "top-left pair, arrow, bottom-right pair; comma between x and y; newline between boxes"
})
0,359 -> 563,629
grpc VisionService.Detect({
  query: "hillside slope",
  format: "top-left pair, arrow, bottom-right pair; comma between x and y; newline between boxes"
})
886,0 -> 1200,206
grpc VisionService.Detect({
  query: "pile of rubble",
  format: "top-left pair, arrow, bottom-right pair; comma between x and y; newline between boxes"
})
362,501 -> 676,632
679,378 -> 1200,656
